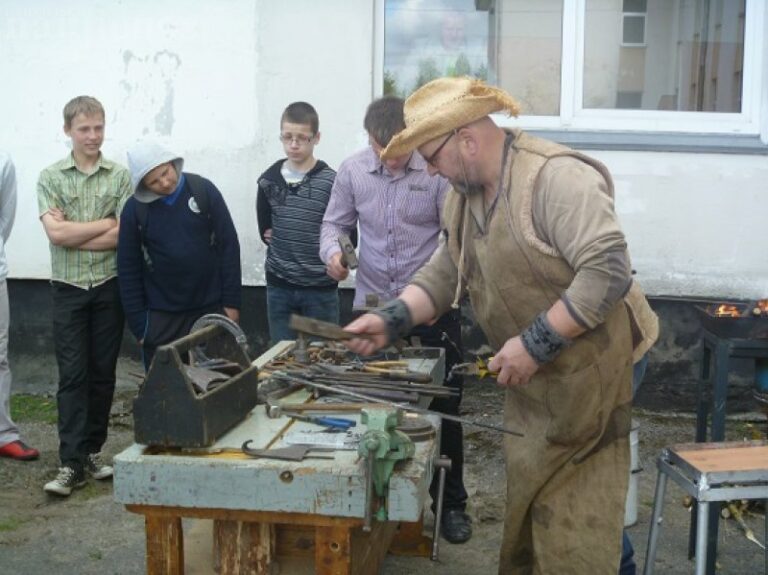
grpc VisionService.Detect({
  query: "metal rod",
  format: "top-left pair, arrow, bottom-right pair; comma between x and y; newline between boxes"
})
363,450 -> 374,532
272,371 -> 524,437
310,378 -> 459,397
431,456 -> 450,561
642,468 -> 668,575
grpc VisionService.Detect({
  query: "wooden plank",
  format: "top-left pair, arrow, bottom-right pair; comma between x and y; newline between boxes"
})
214,519 -> 275,575
350,521 -> 399,574
387,519 -> 432,557
315,525 -> 352,575
145,515 -> 184,575
676,445 -> 768,473
275,524 -> 315,556
127,504 -> 362,529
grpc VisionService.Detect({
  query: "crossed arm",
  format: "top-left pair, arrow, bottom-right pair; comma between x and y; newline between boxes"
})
40,208 -> 119,251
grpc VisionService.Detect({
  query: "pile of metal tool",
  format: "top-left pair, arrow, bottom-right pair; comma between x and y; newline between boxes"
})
264,360 -> 457,404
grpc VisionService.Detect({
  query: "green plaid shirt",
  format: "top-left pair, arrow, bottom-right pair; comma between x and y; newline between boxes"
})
37,154 -> 132,288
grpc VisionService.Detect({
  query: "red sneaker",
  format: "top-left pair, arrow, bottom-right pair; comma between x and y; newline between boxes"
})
0,440 -> 40,461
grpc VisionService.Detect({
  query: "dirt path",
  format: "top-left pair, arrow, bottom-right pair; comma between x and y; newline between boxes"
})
0,360 -> 765,574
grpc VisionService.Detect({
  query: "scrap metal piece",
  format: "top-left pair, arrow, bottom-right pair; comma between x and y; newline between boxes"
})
189,313 -> 251,366
289,314 -> 361,342
240,441 -> 336,461
396,415 -> 436,442
184,365 -> 231,394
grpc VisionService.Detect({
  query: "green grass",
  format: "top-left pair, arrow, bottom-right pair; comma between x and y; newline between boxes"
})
88,549 -> 103,561
10,394 -> 57,424
0,517 -> 24,532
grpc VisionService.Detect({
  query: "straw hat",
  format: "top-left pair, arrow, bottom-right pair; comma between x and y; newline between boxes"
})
380,77 -> 520,159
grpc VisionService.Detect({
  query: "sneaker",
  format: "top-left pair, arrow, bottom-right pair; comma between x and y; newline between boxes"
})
0,440 -> 40,461
86,452 -> 113,480
44,466 -> 86,496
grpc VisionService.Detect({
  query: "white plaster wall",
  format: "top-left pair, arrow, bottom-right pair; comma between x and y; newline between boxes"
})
0,0 -> 373,286
596,150 -> 768,300
0,0 -> 765,300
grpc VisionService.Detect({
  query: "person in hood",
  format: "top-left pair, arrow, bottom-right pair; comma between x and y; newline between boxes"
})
256,101 -> 349,342
118,142 -> 241,370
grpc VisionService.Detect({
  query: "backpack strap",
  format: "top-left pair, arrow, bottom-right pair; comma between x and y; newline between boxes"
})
133,173 -> 215,272
185,172 -> 215,247
134,201 -> 153,271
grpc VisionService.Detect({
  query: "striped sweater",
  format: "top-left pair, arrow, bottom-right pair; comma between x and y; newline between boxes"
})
256,159 -> 338,289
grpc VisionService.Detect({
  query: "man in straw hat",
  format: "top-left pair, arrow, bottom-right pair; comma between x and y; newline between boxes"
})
343,77 -> 657,574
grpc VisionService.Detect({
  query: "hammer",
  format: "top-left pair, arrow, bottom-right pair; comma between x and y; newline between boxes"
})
338,233 -> 358,269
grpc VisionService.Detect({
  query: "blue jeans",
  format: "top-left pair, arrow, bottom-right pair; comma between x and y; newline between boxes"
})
266,285 -> 339,343
620,530 -> 636,575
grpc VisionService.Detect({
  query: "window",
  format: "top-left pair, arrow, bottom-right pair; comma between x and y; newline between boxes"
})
378,0 -> 764,136
621,0 -> 647,47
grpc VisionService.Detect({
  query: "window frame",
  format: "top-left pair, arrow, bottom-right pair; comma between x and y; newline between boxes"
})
374,0 -> 768,141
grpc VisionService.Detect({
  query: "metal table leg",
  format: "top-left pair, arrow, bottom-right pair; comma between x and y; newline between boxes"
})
695,502 -> 710,575
643,467 -> 669,575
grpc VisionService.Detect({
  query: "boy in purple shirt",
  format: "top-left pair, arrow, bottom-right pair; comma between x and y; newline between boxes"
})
320,96 -> 471,544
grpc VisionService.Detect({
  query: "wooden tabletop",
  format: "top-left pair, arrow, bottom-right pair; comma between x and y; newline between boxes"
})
674,442 -> 768,473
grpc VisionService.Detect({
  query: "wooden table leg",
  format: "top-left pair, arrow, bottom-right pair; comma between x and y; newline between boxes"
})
214,519 -> 276,575
315,525 -> 352,575
145,515 -> 184,575
388,518 -> 432,557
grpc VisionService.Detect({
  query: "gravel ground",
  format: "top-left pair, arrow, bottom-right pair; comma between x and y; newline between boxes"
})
0,358 -> 766,574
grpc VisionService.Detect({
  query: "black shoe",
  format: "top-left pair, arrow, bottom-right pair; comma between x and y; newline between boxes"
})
441,509 -> 472,544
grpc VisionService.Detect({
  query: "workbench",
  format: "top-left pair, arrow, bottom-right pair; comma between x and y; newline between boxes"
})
114,342 -> 444,574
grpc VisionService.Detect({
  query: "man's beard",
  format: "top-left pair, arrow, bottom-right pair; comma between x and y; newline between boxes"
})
452,178 -> 484,196
452,154 -> 484,196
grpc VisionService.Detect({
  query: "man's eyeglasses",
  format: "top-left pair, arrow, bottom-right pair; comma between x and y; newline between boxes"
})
279,133 -> 315,145
424,131 -> 455,167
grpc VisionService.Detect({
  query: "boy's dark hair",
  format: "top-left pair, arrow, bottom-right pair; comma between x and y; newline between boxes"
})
364,97 -> 405,147
281,102 -> 319,134
63,96 -> 105,128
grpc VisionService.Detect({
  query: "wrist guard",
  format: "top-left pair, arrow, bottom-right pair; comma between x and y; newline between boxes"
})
371,299 -> 413,345
520,312 -> 572,365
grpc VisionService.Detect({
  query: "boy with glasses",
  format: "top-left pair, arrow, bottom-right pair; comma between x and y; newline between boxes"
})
256,102 -> 347,342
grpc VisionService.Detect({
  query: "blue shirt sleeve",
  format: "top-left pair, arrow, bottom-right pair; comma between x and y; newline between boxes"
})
206,181 -> 242,310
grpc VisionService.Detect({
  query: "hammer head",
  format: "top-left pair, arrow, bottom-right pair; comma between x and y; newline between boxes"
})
338,233 -> 358,270
266,404 -> 283,419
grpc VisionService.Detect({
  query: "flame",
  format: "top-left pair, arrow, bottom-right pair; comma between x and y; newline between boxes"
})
757,299 -> 768,314
714,304 -> 741,318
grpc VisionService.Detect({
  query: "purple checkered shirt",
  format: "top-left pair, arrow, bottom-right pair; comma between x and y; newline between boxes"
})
320,146 -> 449,307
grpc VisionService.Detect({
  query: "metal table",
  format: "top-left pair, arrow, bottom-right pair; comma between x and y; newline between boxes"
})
644,441 -> 768,575
693,330 -> 768,574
